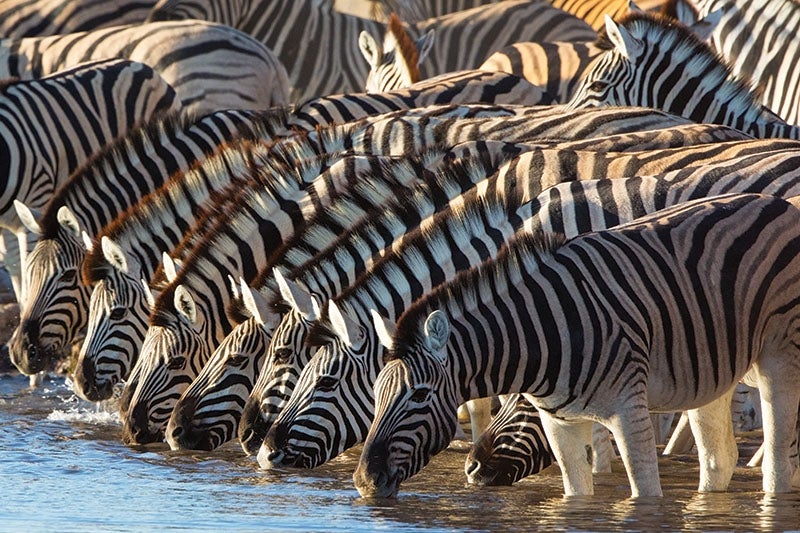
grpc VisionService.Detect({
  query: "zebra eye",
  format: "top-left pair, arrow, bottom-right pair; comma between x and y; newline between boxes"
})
316,376 -> 338,392
272,347 -> 292,364
409,387 -> 430,404
588,80 -> 606,92
166,356 -> 186,370
59,269 -> 77,283
228,354 -> 247,367
109,307 -> 126,320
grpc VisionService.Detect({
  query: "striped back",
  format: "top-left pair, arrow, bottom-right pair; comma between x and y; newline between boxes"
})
568,12 -> 800,139
549,0 -> 632,30
0,0 -> 155,38
357,193 -> 800,497
7,109 -> 275,376
0,20 -> 290,114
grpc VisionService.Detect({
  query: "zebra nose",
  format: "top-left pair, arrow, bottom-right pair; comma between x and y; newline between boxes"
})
465,459 -> 482,477
239,399 -> 269,455
264,421 -> 289,451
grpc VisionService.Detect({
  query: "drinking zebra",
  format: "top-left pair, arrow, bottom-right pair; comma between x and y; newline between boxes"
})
355,193 -> 800,498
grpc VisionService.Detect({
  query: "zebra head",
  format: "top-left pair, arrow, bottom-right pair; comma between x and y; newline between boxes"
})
121,285 -> 210,445
257,300 -> 376,470
358,13 -> 434,93
354,310 -> 457,499
239,273 -> 320,455
166,312 -> 272,451
9,205 -> 91,375
465,394 -> 553,486
73,237 -> 154,402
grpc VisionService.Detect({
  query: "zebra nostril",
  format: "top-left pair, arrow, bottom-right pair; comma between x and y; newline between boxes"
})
465,460 -> 481,476
171,425 -> 184,439
267,449 -> 283,463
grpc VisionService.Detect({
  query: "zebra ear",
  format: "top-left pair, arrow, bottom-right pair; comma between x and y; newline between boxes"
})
141,279 -> 155,308
604,15 -> 643,60
57,206 -> 82,237
627,0 -> 643,12
371,309 -> 395,350
161,252 -> 178,282
274,268 -> 319,320
240,278 -> 273,326
416,29 -> 435,66
327,300 -> 365,348
690,7 -> 724,41
423,310 -> 450,357
14,200 -> 41,235
174,284 -> 197,325
358,30 -> 381,69
101,236 -> 129,274
81,231 -> 94,252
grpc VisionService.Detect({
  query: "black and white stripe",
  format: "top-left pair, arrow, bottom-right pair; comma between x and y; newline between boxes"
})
356,193 -> 800,498
0,0 -> 155,38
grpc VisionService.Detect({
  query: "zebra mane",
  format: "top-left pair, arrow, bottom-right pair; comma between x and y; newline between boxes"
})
39,108 -> 186,240
593,12 -> 768,120
387,230 -> 567,362
385,13 -> 421,82
82,137 -> 256,285
149,139 -> 332,324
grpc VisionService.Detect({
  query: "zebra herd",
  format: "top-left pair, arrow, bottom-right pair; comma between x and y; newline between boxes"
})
2,0 -> 800,502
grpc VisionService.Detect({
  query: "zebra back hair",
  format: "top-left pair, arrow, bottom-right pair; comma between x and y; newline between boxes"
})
388,230 -> 567,361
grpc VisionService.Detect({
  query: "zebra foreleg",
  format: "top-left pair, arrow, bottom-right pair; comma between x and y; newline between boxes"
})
688,386 -> 738,492
538,411 -> 595,496
465,397 -> 493,443
605,402 -> 663,497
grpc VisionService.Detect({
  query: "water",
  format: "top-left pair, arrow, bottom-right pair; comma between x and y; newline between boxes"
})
1,373 -> 799,532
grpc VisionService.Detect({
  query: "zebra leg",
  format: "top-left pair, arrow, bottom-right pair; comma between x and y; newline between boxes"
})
0,230 -> 23,303
465,397 -> 493,443
591,423 -> 615,474
749,353 -> 800,493
538,411 -> 594,496
663,411 -> 693,455
688,386 -> 738,492
605,402 -> 663,497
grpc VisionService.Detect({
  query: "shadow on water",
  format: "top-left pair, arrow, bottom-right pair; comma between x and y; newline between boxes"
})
1,373 -> 798,532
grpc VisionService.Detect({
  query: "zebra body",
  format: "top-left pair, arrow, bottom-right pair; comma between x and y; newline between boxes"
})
0,59 -> 179,302
568,12 -> 800,139
8,108 -> 279,375
479,41 -> 603,102
0,0 -> 155,38
549,0 -> 632,30
355,193 -> 800,498
149,0 -> 594,101
0,20 -> 290,114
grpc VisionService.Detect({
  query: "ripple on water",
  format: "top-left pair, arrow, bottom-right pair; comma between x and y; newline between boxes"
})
1,373 -> 799,532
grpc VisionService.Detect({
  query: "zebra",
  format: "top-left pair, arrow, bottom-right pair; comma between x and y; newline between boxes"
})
665,0 -> 800,125
254,138 -> 800,471
358,13 -> 435,92
0,0 -> 156,38
0,20 -> 290,114
148,0 -> 595,102
8,108 -> 282,376
461,149 -> 800,485
567,12 -> 800,139
355,193 -> 800,498
367,0 -> 503,23
465,394 -> 553,486
73,137 -> 283,402
166,142 -> 529,451
0,58 -> 179,304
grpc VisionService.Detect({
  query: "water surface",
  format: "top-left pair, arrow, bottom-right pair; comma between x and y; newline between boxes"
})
1,373 -> 798,532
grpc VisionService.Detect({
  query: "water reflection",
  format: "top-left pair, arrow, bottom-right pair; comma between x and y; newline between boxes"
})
2,373 -> 799,532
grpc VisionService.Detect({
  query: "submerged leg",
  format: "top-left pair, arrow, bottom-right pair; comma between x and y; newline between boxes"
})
605,402 -> 662,497
539,411 -> 594,496
689,387 -> 738,492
